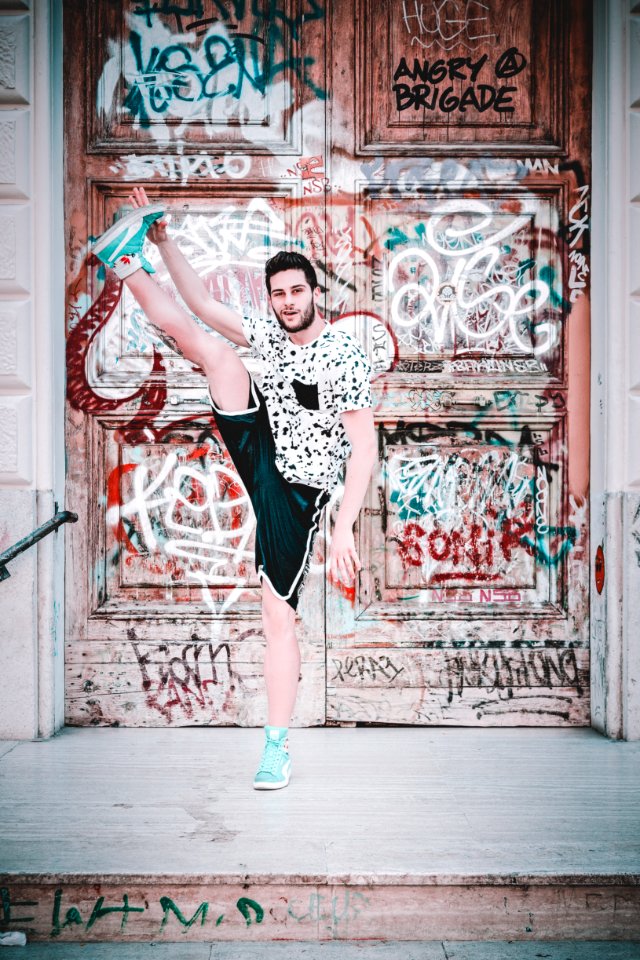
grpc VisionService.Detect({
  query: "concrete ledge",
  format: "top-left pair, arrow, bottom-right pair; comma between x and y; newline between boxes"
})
1,877 -> 639,942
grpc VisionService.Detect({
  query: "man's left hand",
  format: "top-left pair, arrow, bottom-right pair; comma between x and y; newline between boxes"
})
329,523 -> 362,585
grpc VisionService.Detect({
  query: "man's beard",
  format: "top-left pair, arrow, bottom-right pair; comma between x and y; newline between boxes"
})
274,299 -> 316,333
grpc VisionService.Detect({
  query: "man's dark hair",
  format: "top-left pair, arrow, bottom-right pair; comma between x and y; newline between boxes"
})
265,250 -> 318,294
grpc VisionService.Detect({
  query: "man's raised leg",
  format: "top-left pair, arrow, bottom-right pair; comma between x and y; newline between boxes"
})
124,270 -> 250,412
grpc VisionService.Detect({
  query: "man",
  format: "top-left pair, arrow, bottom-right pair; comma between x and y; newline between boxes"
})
92,187 -> 377,790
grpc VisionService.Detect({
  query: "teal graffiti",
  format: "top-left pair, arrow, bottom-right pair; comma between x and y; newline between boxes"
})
537,265 -> 570,311
159,896 -> 208,929
124,2 -> 326,128
1,887 -> 37,926
51,890 -> 145,937
520,526 -> 578,566
236,896 -> 264,926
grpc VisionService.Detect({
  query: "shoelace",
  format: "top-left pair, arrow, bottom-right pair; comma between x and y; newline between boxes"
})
259,739 -> 288,775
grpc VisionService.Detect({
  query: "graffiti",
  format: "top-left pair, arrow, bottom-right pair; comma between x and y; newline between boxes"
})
1,884 -> 370,940
517,158 -> 560,176
49,888 -> 249,937
59,0 -> 597,738
389,448 -> 533,524
567,184 -> 590,250
97,6 -> 326,138
236,897 -> 264,927
388,445 -> 538,582
330,654 -> 405,683
567,249 -> 589,303
165,198 -> 296,276
111,152 -> 252,183
386,429 -> 580,583
108,450 -> 255,609
392,47 -> 526,114
401,0 -> 496,52
51,889 -> 144,936
382,200 -> 558,357
430,587 -> 522,601
443,647 -> 584,701
130,635 -> 244,721
283,155 -> 330,195
132,0 -> 207,29
359,155 -> 525,195
131,0 -> 325,36
446,357 -> 547,373
66,270 -> 168,417
408,388 -> 454,411
159,897 -> 209,930
287,889 -> 370,929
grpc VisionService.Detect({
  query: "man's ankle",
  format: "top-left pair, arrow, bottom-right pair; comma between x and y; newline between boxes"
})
265,724 -> 288,739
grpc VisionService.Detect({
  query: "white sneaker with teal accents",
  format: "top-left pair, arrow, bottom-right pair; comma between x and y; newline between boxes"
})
92,204 -> 165,279
253,726 -> 291,790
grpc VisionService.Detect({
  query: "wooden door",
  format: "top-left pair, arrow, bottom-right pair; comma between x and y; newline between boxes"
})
64,0 -> 591,727
325,0 -> 592,725
64,0 -> 329,726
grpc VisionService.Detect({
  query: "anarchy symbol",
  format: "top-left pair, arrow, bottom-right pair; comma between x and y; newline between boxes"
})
495,46 -> 528,79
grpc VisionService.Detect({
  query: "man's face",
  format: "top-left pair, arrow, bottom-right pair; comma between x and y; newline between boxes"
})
268,268 -> 318,334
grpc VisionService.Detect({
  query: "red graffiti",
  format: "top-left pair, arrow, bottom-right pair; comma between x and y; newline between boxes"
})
395,514 -> 537,583
66,261 -> 168,427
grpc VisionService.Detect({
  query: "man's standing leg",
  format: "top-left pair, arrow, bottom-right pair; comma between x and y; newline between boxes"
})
261,582 -> 299,726
253,581 -> 299,790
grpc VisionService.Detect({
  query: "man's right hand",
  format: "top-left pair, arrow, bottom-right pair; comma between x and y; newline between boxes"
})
129,186 -> 169,245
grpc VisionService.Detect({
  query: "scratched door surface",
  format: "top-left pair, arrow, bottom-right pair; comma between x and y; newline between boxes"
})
64,0 -> 592,728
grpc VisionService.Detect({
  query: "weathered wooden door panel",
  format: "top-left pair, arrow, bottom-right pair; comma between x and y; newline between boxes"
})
65,0 -> 591,727
358,0 -> 565,153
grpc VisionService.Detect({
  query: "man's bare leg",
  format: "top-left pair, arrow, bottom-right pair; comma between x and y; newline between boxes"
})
261,579 -> 300,727
124,269 -> 249,411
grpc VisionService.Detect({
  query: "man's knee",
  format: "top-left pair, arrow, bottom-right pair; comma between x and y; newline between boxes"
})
262,582 -> 296,637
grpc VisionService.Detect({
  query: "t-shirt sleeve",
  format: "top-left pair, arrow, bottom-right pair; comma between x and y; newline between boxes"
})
333,338 -> 373,413
242,313 -> 282,356
241,314 -> 260,351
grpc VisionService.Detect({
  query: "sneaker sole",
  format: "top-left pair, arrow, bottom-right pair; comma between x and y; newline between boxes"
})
253,772 -> 291,790
92,204 -> 165,256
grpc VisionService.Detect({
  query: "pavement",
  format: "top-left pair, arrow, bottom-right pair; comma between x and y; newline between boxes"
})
7,941 -> 640,959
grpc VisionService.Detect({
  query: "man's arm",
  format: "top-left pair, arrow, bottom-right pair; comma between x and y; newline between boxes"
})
330,406 -> 377,585
156,236 -> 249,348
131,186 -> 249,348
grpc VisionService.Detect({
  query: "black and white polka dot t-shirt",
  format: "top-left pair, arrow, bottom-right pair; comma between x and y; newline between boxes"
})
242,314 -> 372,492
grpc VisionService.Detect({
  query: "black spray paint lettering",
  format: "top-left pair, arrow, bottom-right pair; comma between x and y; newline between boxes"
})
331,655 -> 405,683
392,47 -> 526,114
130,636 -> 239,721
444,647 -> 584,703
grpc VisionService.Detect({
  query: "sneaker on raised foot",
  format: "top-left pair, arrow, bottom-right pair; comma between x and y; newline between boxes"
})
92,204 -> 165,279
253,725 -> 291,790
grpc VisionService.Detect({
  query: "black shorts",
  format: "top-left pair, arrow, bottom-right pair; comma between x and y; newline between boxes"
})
208,378 -> 330,610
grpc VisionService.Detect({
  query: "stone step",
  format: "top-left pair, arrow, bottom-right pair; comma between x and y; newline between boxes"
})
3,872 -> 639,943
1,727 -> 639,944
